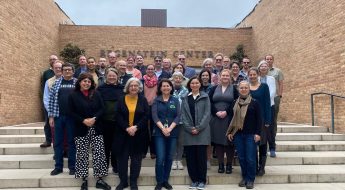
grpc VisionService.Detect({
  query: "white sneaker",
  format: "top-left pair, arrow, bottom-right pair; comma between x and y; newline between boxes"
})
177,160 -> 184,170
172,161 -> 178,170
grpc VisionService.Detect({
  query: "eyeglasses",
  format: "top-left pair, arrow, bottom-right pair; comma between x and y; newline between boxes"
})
63,68 -> 73,72
155,60 -> 162,62
243,62 -> 250,64
179,58 -> 185,60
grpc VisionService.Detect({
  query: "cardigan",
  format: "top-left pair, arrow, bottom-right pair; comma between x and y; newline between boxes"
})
68,90 -> 105,137
114,94 -> 149,155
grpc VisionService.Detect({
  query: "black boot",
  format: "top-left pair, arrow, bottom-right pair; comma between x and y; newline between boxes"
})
81,178 -> 88,190
226,163 -> 232,174
257,156 -> 267,176
218,163 -> 225,173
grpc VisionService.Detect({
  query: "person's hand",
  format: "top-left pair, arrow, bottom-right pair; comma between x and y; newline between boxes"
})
83,118 -> 95,127
254,135 -> 261,143
191,127 -> 199,135
216,111 -> 227,119
127,125 -> 138,136
227,134 -> 233,141
49,117 -> 54,128
162,128 -> 170,137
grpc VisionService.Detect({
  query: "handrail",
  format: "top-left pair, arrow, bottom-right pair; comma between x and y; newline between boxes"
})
311,92 -> 345,133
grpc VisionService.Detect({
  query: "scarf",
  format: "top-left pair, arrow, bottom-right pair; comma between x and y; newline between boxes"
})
143,74 -> 158,88
226,95 -> 252,136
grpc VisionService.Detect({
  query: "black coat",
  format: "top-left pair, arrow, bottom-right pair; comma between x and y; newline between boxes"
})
68,90 -> 105,137
114,94 -> 149,155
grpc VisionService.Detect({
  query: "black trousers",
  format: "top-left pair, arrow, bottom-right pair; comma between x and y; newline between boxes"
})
103,120 -> 117,169
185,145 -> 207,183
268,106 -> 276,150
117,145 -> 143,186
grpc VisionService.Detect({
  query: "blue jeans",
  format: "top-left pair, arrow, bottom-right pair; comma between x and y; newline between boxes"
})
233,133 -> 257,183
154,136 -> 177,184
54,115 -> 76,170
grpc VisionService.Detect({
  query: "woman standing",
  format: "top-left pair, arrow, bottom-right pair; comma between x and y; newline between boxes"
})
227,81 -> 262,189
198,68 -> 213,94
114,78 -> 149,190
97,68 -> 124,174
69,73 -> 110,190
152,79 -> 181,190
172,63 -> 189,86
258,60 -> 277,158
209,69 -> 238,174
171,72 -> 189,170
181,76 -> 211,190
181,76 -> 211,189
230,62 -> 247,87
126,56 -> 142,79
142,64 -> 158,159
248,67 -> 271,176
201,58 -> 218,85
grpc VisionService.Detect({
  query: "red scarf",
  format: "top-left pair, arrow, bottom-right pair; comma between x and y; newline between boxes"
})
143,74 -> 158,88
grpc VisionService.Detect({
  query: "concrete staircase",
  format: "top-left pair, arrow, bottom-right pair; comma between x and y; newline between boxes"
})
0,123 -> 345,189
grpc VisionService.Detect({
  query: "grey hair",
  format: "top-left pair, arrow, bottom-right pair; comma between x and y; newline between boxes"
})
201,58 -> 213,68
172,71 -> 184,78
257,60 -> 268,70
123,77 -> 143,94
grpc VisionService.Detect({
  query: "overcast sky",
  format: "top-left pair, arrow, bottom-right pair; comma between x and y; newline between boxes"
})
55,0 -> 260,28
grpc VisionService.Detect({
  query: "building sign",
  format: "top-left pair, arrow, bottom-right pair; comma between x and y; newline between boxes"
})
100,49 -> 218,59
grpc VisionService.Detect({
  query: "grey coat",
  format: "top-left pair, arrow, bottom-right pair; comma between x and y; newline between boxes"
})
181,91 -> 211,146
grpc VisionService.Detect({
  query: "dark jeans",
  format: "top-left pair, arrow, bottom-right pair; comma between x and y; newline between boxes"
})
103,120 -> 117,169
268,106 -> 276,150
270,96 -> 281,150
117,145 -> 143,186
234,133 -> 257,183
54,115 -> 76,170
43,109 -> 52,144
185,145 -> 207,183
154,136 -> 177,184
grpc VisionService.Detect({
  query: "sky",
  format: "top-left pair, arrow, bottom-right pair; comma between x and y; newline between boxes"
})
54,0 -> 260,28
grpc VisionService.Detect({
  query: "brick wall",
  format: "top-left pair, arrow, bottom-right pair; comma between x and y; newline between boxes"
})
0,0 -> 73,126
59,25 -> 254,67
237,0 -> 345,132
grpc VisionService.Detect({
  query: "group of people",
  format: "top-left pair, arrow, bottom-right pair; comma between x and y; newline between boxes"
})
40,52 -> 284,190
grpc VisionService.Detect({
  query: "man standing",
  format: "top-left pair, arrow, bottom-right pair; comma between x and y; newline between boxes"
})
154,56 -> 171,81
48,63 -> 77,175
266,54 -> 284,158
240,57 -> 251,80
40,54 -> 58,148
178,54 -> 196,78
135,54 -> 147,76
73,55 -> 87,78
108,51 -> 117,68
116,60 -> 132,86
98,57 -> 107,76
86,57 -> 104,87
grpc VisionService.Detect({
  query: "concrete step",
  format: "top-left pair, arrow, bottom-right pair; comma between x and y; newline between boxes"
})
276,133 -> 345,141
3,141 -> 345,155
0,144 -> 53,155
1,183 -> 345,190
277,125 -> 329,133
276,141 -> 345,151
0,124 -> 329,135
0,127 -> 44,135
2,151 -> 345,169
1,165 -> 345,188
0,133 -> 343,145
0,135 -> 45,144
